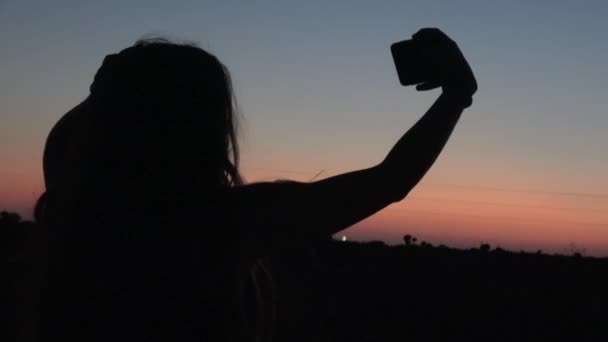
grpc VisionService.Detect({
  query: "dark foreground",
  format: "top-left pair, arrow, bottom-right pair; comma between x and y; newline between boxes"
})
271,239 -> 608,342
3,211 -> 608,341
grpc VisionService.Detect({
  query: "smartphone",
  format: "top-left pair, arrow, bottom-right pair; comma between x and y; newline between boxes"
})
391,39 -> 436,86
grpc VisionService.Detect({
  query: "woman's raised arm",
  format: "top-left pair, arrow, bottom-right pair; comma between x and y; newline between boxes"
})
232,28 -> 477,253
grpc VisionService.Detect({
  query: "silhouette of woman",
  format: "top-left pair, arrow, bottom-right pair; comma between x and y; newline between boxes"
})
29,28 -> 476,342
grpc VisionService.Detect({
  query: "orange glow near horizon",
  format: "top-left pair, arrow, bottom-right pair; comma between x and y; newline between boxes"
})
2,162 -> 608,256
241,164 -> 608,256
345,183 -> 608,256
0,155 -> 44,217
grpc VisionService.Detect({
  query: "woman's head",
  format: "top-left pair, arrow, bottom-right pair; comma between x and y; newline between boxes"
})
40,38 -> 242,214
90,38 -> 242,188
29,39 -> 259,342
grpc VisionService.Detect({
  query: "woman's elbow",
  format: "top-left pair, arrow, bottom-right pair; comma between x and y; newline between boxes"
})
374,164 -> 416,203
387,187 -> 411,203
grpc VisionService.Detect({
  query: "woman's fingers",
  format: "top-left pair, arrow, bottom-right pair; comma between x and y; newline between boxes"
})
411,27 -> 477,98
413,27 -> 442,39
412,28 -> 454,45
416,82 -> 442,91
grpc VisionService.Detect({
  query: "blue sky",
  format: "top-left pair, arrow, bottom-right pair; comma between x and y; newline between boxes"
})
1,0 -> 607,253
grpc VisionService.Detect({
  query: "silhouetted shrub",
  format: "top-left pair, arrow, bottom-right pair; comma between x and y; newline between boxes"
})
403,234 -> 414,246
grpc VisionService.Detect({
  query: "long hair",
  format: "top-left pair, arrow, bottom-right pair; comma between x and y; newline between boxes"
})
94,38 -> 242,186
36,38 -> 243,221
26,39 -> 281,342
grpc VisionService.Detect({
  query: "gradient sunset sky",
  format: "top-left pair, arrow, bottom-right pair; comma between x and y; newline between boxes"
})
1,1 -> 607,255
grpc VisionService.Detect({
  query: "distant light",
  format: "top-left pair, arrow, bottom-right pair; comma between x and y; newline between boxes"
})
341,235 -> 348,242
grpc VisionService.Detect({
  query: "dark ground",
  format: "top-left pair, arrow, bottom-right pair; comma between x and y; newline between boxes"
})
3,211 -> 608,341
272,239 -> 608,342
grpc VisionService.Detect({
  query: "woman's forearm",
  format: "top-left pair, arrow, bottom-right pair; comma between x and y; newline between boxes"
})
234,93 -> 471,242
378,92 -> 469,201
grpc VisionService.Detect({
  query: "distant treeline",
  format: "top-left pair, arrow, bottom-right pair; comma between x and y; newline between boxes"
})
271,238 -> 608,342
3,211 -> 608,342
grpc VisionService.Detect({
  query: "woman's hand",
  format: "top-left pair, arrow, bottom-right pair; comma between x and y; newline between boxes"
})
413,28 -> 477,107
